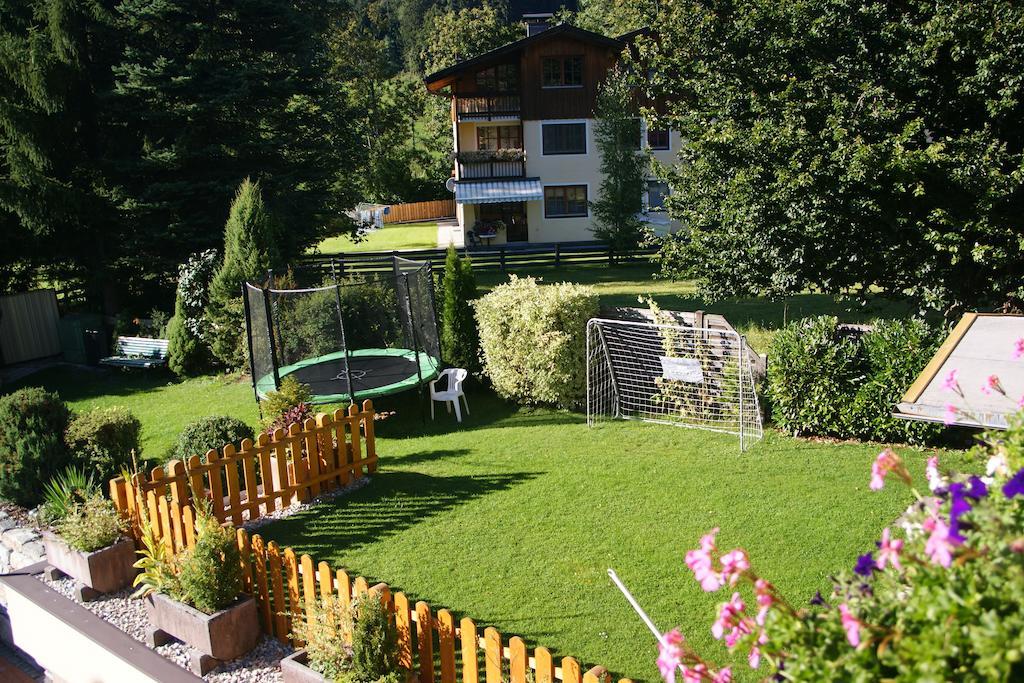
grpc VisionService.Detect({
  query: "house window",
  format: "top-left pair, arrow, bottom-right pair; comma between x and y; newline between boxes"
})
647,128 -> 670,150
477,125 -> 522,151
544,185 -> 588,218
542,122 -> 586,155
647,180 -> 670,211
542,56 -> 583,88
475,64 -> 519,91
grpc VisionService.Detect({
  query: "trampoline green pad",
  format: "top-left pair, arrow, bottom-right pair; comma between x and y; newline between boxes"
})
255,348 -> 440,404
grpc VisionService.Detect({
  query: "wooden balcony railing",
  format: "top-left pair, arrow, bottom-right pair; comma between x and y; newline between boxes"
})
456,93 -> 520,120
458,159 -> 526,179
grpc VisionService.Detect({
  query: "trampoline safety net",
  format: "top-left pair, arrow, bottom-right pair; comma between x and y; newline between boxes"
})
244,257 -> 441,405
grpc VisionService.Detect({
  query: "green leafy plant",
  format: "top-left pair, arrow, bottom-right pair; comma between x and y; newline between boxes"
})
347,595 -> 400,683
475,276 -> 598,407
65,406 -> 142,484
40,466 -> 96,526
132,515 -> 179,600
261,376 -> 313,429
440,245 -> 480,373
290,596 -> 354,680
175,508 -> 243,613
56,493 -> 124,553
0,387 -> 73,507
174,415 -> 253,461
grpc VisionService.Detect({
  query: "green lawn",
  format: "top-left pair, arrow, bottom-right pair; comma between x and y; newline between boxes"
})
256,388 -> 963,682
314,222 -> 438,254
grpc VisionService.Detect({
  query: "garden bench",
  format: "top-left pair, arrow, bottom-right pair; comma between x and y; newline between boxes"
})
100,336 -> 169,369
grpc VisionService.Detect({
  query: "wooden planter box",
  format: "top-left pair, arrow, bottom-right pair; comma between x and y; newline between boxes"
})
42,532 -> 136,599
145,592 -> 259,674
281,650 -> 330,683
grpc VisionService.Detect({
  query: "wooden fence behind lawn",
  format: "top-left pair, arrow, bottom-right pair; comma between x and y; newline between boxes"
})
109,399 -> 622,683
384,199 -> 455,224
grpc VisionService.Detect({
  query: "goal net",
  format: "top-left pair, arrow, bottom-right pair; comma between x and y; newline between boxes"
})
586,317 -> 763,451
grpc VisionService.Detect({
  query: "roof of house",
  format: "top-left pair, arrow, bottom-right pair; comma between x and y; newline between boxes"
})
423,23 -> 625,91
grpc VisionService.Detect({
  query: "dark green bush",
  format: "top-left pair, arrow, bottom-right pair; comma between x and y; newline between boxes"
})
174,415 -> 253,461
176,511 -> 242,613
767,316 -> 941,444
0,388 -> 73,506
440,245 -> 480,373
65,406 -> 142,483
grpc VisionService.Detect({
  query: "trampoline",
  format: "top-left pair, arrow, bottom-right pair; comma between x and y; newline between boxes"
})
244,256 -> 441,405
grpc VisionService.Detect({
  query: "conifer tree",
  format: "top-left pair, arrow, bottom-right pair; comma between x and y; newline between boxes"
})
440,245 -> 480,373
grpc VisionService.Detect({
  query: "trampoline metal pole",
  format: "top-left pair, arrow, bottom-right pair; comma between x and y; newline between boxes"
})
262,285 -> 282,391
333,283 -> 356,406
401,273 -> 426,422
241,283 -> 263,419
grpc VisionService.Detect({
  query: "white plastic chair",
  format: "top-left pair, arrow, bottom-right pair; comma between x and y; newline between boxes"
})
430,368 -> 470,422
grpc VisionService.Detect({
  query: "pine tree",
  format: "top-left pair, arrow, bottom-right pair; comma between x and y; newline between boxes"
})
590,67 -> 647,258
440,245 -> 480,373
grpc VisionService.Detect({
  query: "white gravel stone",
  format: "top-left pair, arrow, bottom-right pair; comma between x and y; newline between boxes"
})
39,575 -> 290,682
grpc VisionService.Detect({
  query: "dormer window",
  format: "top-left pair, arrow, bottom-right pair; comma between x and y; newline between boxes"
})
475,64 -> 519,92
542,56 -> 583,88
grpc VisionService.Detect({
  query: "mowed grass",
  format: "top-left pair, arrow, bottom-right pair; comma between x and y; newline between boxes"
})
258,388 -> 966,682
314,222 -> 438,254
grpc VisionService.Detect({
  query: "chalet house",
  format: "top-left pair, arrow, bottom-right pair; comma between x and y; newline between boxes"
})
424,23 -> 679,245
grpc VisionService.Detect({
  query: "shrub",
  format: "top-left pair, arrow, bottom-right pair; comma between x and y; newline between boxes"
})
65,406 -> 142,483
654,417 -> 1024,680
204,296 -> 248,370
290,597 -> 354,680
56,493 -> 124,553
169,250 -> 218,377
39,466 -> 96,526
262,376 -> 312,420
440,245 -> 480,373
0,387 -> 73,507
767,316 -> 942,443
475,276 -> 598,407
174,415 -> 253,461
176,509 -> 243,613
348,594 -> 400,683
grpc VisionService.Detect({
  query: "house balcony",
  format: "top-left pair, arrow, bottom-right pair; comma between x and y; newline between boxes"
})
455,93 -> 520,121
454,150 -> 526,180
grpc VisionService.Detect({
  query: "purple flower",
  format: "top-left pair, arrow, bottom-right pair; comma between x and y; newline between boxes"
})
1004,468 -> 1024,499
967,476 -> 988,499
809,591 -> 826,606
854,552 -> 876,577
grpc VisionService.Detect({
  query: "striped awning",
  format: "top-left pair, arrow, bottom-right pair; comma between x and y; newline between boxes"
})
455,178 -> 543,205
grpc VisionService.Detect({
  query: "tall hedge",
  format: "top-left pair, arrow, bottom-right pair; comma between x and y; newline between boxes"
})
440,245 -> 479,372
475,276 -> 598,407
767,316 -> 941,444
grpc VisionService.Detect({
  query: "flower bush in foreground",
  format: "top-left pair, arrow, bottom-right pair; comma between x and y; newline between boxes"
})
659,422 -> 1024,681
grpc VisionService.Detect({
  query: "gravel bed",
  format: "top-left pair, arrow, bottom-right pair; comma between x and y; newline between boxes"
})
242,475 -> 371,532
40,575 -> 291,682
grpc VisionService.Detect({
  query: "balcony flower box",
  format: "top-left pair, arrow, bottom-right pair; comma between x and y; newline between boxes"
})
452,148 -> 525,163
281,650 -> 330,683
41,531 -> 136,600
145,592 -> 260,673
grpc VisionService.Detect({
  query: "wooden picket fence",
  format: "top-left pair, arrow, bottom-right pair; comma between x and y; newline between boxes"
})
108,398 -> 623,683
109,401 -> 378,553
384,199 -> 455,224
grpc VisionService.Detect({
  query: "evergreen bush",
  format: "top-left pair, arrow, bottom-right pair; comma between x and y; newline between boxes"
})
0,388 -> 73,507
168,249 -> 218,377
348,595 -> 400,683
475,276 -> 598,407
174,415 -> 253,461
175,510 -> 242,613
65,406 -> 142,484
440,245 -> 480,372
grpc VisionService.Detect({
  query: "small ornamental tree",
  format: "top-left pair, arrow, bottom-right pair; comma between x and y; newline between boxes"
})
440,245 -> 480,373
591,66 -> 646,258
168,249 -> 218,377
207,179 -> 277,368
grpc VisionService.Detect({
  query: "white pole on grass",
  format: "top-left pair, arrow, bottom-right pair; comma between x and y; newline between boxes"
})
607,568 -> 664,640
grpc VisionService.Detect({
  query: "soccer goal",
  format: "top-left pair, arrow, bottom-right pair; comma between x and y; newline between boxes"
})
586,317 -> 763,451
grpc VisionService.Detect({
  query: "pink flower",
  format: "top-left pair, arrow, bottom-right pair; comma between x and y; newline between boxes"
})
870,448 -> 899,490
980,374 -> 1005,396
941,368 -> 961,393
1014,338 -> 1024,359
923,516 -> 956,567
1018,395 -> 1024,410
876,527 -> 903,571
943,403 -> 958,426
712,668 -> 732,683
925,456 -> 943,492
754,578 -> 774,625
680,665 -> 705,683
838,603 -> 861,647
685,529 -> 723,592
657,629 -> 684,683
748,630 -> 768,669
720,549 -> 749,586
711,592 -> 746,640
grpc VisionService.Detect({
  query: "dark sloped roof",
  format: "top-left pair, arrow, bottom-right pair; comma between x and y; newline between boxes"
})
424,23 -> 624,91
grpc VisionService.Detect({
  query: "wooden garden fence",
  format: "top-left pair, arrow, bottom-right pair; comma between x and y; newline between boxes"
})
384,199 -> 455,224
108,399 -> 625,683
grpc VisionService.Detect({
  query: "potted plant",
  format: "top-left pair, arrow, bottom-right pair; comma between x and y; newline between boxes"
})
282,592 -> 403,683
133,505 -> 259,675
40,467 -> 136,601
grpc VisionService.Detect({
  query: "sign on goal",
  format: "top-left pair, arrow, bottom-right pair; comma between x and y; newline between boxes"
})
586,317 -> 763,451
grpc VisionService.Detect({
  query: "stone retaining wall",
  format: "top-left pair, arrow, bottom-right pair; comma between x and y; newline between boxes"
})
0,511 -> 45,574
